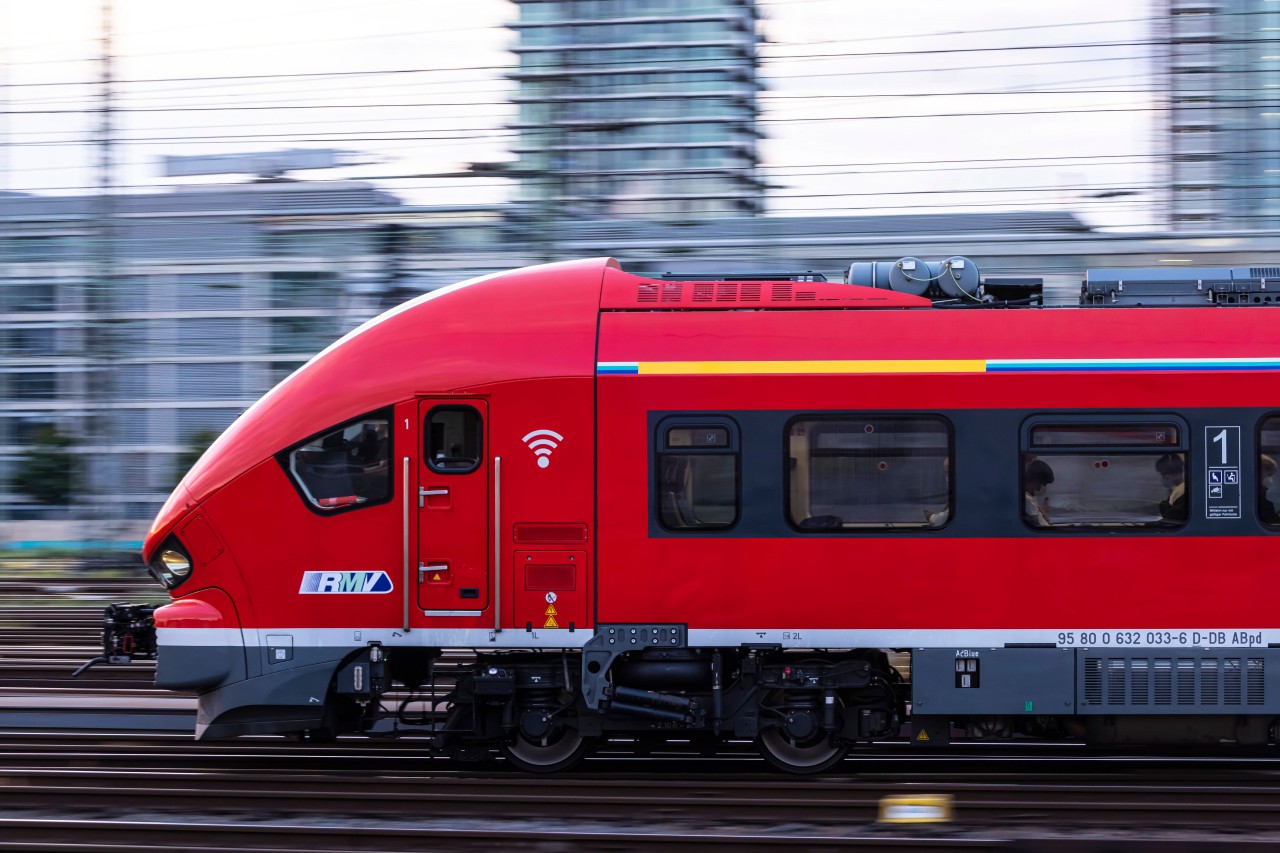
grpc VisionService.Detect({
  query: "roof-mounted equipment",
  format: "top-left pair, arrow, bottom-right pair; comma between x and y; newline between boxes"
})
659,271 -> 828,282
1081,266 -> 1280,306
845,256 -> 1043,305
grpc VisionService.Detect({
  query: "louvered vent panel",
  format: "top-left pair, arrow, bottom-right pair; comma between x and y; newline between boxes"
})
1200,659 -> 1219,705
715,283 -> 736,302
693,283 -> 714,303
1154,659 -> 1172,705
1107,659 -> 1127,705
1085,655 -> 1266,709
795,290 -> 817,301
1225,659 -> 1242,705
1251,267 -> 1280,278
1248,659 -> 1265,705
1177,659 -> 1196,705
637,284 -> 659,303
740,283 -> 762,301
1084,657 -> 1102,705
771,282 -> 793,301
1130,659 -> 1149,705
660,283 -> 683,303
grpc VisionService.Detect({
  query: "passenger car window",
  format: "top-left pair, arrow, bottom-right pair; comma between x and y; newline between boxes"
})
1022,422 -> 1186,529
426,406 -> 482,473
285,413 -> 391,511
657,422 -> 738,530
1258,415 -> 1280,527
788,416 -> 951,530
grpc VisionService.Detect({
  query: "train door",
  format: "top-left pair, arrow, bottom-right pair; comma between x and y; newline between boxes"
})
417,399 -> 490,616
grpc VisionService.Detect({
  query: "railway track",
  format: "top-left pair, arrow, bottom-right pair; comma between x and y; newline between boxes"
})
2,734 -> 1280,850
5,563 -> 1280,847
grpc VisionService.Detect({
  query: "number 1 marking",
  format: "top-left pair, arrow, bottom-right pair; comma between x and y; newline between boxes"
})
1212,428 -> 1228,465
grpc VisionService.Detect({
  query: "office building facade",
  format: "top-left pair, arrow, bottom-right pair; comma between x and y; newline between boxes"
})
0,182 -> 510,529
509,0 -> 764,219
1164,0 -> 1280,228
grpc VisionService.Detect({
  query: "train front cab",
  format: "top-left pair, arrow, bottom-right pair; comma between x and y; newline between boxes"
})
140,260 -> 604,744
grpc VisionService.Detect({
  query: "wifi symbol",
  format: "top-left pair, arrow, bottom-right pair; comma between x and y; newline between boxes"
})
522,429 -> 564,469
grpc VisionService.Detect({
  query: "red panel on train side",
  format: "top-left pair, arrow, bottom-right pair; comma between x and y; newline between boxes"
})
513,550 -> 588,632
594,306 -> 1280,633
491,377 -> 595,632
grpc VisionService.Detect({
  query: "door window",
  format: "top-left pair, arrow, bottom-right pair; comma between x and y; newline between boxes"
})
426,406 -> 482,473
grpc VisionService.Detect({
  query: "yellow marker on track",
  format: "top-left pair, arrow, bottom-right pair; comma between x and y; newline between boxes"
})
877,794 -> 953,824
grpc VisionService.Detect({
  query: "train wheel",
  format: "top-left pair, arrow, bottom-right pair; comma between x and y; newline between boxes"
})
756,689 -> 849,774
500,726 -> 592,773
757,727 -> 849,774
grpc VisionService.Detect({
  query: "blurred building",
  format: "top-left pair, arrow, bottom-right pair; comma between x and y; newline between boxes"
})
1162,0 -> 1280,229
509,0 -> 764,219
7,172 -> 1280,542
0,182 -> 511,528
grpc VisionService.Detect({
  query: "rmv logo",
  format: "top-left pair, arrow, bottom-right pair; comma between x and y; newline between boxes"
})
299,571 -> 393,594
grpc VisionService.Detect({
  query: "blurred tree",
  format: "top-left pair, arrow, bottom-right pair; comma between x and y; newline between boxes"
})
176,428 -> 222,481
10,426 -> 75,505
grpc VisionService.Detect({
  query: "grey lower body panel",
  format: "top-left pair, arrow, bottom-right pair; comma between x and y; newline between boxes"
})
180,646 -> 352,739
913,647 -> 1280,716
156,643 -> 246,691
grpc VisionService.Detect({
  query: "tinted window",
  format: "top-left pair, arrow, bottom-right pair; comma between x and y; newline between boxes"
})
1259,415 -> 1280,527
657,421 -> 738,530
789,416 -> 952,530
286,414 -> 391,511
1022,421 -> 1187,529
427,406 -> 482,473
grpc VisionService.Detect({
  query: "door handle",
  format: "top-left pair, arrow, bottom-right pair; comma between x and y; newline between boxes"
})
418,562 -> 448,583
402,456 -> 411,632
419,487 -> 448,508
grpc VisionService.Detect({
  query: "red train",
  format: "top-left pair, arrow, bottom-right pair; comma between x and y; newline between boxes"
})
103,256 -> 1280,771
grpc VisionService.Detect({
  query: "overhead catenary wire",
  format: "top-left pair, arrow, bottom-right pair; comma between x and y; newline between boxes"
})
6,6 -> 1279,232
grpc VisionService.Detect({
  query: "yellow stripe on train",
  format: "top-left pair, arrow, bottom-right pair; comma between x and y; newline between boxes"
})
634,359 -> 988,375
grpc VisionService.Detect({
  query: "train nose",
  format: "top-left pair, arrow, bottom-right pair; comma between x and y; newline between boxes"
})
153,589 -> 246,691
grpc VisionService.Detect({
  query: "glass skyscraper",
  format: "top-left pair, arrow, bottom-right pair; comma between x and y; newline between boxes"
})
1165,0 -> 1280,229
509,0 -> 764,219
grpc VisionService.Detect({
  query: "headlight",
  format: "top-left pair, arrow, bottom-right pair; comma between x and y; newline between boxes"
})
160,549 -> 191,579
149,537 -> 193,590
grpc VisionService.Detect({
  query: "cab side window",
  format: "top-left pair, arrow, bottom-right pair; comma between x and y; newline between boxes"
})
283,412 -> 392,511
657,422 -> 739,531
427,406 -> 482,473
1021,422 -> 1186,529
1259,415 -> 1280,527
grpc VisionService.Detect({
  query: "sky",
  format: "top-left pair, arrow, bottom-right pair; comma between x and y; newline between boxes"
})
2,0 -> 1159,229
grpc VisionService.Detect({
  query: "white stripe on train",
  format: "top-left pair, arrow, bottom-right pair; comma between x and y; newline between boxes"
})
156,627 -> 1277,650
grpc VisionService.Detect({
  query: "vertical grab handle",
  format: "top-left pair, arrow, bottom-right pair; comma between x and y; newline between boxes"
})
494,456 -> 502,633
402,455 -> 411,632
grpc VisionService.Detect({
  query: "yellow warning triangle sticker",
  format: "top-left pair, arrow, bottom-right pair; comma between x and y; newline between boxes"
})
543,615 -> 560,628
915,729 -> 930,742
544,604 -> 558,616
431,573 -> 442,582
